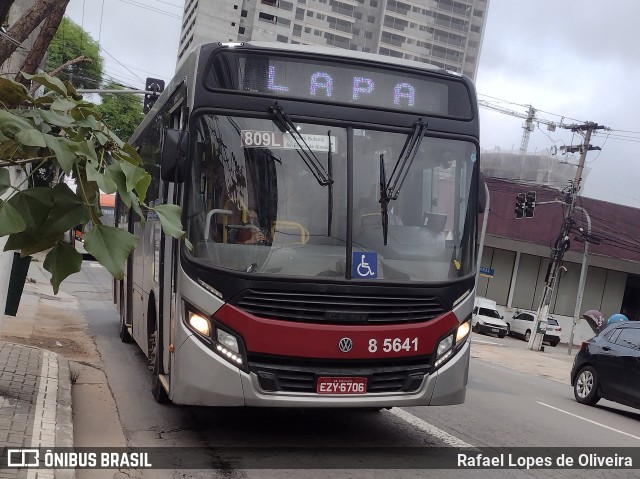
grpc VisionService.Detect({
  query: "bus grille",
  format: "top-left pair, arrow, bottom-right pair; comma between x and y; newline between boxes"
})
233,290 -> 445,324
248,354 -> 431,394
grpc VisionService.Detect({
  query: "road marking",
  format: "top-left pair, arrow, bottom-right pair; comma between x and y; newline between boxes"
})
471,338 -> 503,346
391,408 -> 474,448
536,401 -> 640,442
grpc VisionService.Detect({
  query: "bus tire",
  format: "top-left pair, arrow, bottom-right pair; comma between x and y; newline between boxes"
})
149,329 -> 170,404
119,288 -> 133,343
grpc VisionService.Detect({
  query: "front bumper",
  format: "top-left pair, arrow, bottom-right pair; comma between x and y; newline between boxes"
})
171,324 -> 470,407
476,323 -> 507,336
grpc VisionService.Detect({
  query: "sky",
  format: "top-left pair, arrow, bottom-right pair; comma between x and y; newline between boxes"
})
61,0 -> 640,208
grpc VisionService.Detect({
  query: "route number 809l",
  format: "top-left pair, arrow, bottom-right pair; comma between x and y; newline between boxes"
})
368,338 -> 418,353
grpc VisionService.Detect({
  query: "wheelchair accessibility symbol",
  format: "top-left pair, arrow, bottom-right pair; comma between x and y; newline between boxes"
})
352,252 -> 377,279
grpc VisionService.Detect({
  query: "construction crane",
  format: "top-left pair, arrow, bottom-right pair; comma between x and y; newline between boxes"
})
478,100 -> 562,153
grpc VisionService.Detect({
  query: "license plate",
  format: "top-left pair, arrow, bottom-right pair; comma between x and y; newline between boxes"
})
491,328 -> 499,333
317,377 -> 367,395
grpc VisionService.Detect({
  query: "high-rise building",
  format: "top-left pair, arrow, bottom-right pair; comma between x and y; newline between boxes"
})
178,0 -> 489,80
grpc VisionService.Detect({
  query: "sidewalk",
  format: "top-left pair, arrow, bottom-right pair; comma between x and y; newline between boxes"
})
470,334 -> 577,384
0,257 -> 75,479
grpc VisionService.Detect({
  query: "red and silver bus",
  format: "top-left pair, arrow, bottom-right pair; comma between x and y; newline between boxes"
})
115,42 -> 481,407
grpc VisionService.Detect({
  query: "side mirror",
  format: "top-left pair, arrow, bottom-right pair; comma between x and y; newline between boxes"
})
161,128 -> 189,183
478,171 -> 487,214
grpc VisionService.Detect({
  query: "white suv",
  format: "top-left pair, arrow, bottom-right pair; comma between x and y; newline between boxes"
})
506,311 -> 561,347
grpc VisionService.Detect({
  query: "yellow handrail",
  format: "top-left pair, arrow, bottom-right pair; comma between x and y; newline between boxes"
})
271,220 -> 309,244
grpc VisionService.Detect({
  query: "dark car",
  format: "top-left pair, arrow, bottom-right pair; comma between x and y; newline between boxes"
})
570,321 -> 640,408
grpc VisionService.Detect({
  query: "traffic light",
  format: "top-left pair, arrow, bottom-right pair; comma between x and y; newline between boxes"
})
143,77 -> 165,114
515,192 -> 525,219
525,191 -> 536,218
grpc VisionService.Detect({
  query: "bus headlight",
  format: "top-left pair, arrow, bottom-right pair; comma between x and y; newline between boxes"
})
188,312 -> 211,336
434,319 -> 470,369
217,328 -> 240,354
435,334 -> 454,368
456,321 -> 471,342
184,304 -> 248,371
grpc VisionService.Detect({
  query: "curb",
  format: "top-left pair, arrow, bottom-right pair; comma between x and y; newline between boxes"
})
55,354 -> 75,479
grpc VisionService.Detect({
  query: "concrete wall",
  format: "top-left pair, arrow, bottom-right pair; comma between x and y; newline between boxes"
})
477,245 -> 628,345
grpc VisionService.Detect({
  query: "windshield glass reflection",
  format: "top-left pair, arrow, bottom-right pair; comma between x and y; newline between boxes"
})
185,115 -> 477,282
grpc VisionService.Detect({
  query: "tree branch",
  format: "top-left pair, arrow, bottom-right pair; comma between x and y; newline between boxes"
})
0,0 -> 58,65
0,155 -> 54,167
16,0 -> 69,86
47,54 -> 87,79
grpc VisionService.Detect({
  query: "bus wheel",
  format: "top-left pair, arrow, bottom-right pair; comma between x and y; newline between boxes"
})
149,330 -> 170,404
119,291 -> 133,343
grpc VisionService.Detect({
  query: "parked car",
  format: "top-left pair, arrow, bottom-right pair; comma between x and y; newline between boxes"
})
545,317 -> 562,346
472,297 -> 508,338
571,321 -> 640,408
505,311 -> 561,346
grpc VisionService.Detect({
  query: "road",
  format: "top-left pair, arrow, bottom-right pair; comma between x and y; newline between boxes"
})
61,262 -> 640,479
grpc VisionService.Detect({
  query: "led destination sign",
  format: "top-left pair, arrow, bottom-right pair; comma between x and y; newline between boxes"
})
206,51 -> 473,118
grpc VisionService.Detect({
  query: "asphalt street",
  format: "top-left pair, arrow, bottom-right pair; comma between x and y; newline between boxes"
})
61,262 -> 640,479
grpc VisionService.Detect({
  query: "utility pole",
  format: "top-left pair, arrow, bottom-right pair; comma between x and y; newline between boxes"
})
567,206 -> 600,354
527,122 -> 607,351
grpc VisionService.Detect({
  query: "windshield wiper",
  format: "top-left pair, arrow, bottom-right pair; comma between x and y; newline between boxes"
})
269,102 -> 332,186
379,118 -> 428,245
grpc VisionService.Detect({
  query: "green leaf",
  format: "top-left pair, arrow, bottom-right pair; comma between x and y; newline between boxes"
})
84,225 -> 138,279
152,204 -> 184,239
0,140 -> 18,158
44,134 -> 77,174
105,163 -> 129,206
75,139 -> 98,163
94,131 -> 109,146
42,183 -> 90,235
15,128 -> 46,147
107,129 -> 125,149
50,97 -> 77,112
22,71 -> 68,97
0,200 -> 27,236
134,173 -> 151,202
123,143 -> 142,164
86,163 -> 117,194
130,193 -> 145,227
79,176 -> 100,212
43,241 -> 82,294
0,109 -> 34,132
33,94 -> 55,107
111,149 -> 140,166
40,109 -> 76,128
6,188 -> 53,233
4,231 -> 59,256
120,161 -> 147,192
62,80 -> 82,100
0,167 -> 10,195
73,114 -> 100,129
0,78 -> 32,107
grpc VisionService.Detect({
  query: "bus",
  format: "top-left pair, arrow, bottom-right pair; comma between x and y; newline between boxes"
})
114,42 -> 482,407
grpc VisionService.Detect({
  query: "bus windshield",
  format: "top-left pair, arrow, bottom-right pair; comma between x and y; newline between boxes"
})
186,114 -> 477,282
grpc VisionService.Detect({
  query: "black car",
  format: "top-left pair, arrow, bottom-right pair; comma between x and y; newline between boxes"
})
570,321 -> 640,408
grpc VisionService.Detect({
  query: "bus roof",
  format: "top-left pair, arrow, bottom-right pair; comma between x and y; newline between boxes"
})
238,42 -> 448,75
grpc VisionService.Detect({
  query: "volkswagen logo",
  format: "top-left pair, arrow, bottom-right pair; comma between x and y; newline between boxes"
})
338,337 -> 353,353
